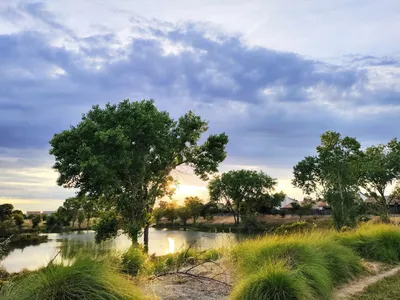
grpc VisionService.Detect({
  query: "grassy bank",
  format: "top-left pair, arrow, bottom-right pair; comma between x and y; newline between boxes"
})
0,256 -> 147,300
153,215 -> 333,233
230,223 -> 400,300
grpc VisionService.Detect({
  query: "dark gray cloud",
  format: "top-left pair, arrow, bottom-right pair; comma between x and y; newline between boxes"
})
0,5 -> 400,175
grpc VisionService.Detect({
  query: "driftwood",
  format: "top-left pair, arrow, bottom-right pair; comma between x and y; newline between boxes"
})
151,235 -> 232,287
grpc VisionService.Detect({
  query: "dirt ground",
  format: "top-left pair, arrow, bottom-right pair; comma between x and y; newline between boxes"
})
334,262 -> 400,300
143,260 -> 234,300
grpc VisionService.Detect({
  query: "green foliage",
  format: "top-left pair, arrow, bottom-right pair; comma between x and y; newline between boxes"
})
0,204 -> 14,222
49,99 -> 228,247
184,196 -> 204,224
359,139 -> 400,221
13,213 -> 24,228
293,131 -> 364,230
231,229 -> 366,300
94,211 -> 119,243
164,201 -> 178,225
337,224 -> 400,263
200,201 -> 219,220
177,206 -> 191,226
121,246 -> 146,276
0,256 -> 146,300
274,221 -> 312,235
152,207 -> 165,225
77,209 -> 85,229
208,169 -> 280,225
31,215 -> 41,228
231,262 -> 311,300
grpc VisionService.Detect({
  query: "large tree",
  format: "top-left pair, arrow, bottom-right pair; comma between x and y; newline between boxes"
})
293,131 -> 363,229
50,99 -> 228,250
208,169 -> 281,225
359,140 -> 400,221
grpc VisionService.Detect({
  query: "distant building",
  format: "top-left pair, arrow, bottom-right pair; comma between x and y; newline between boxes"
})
26,211 -> 41,216
42,211 -> 56,215
279,196 -> 296,209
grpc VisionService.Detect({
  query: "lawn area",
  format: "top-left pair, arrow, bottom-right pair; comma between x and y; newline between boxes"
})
352,270 -> 400,300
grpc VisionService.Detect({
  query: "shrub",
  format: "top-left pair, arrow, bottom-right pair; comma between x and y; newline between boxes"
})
337,224 -> 400,263
231,262 -> 311,300
231,230 -> 366,300
0,256 -> 146,300
31,215 -> 41,228
315,240 -> 363,285
121,246 -> 146,275
274,221 -> 312,235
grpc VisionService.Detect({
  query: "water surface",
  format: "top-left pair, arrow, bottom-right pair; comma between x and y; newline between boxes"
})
1,228 -> 244,273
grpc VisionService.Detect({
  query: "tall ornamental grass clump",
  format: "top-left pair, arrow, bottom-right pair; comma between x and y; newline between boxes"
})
231,231 -> 364,300
337,223 -> 400,263
0,256 -> 147,300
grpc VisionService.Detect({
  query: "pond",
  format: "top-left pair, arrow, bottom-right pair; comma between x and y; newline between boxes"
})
1,228 -> 246,273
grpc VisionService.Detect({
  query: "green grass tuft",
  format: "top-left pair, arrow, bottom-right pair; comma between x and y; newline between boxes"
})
0,255 -> 147,300
121,245 -> 146,276
231,262 -> 312,300
337,224 -> 400,263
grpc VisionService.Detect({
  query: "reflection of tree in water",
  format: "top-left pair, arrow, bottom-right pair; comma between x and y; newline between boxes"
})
59,238 -> 117,260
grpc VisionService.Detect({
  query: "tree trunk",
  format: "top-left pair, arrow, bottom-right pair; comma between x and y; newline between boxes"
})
143,223 -> 150,252
378,189 -> 390,222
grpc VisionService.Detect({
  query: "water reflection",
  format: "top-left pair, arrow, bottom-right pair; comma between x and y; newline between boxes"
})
0,228 -> 245,273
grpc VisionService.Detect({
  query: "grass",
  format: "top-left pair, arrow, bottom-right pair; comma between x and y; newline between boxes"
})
231,232 -> 360,300
351,270 -> 400,300
337,224 -> 400,263
230,223 -> 400,300
0,255 -> 148,300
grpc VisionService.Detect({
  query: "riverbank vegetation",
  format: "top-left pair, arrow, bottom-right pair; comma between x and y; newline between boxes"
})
230,223 -> 400,300
2,222 -> 400,299
0,204 -> 48,259
0,256 -> 147,300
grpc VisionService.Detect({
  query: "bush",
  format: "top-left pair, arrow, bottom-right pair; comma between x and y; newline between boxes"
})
231,230 -> 365,300
0,256 -> 146,300
274,221 -> 313,235
31,215 -> 41,228
337,224 -> 400,263
121,246 -> 146,276
231,262 -> 311,300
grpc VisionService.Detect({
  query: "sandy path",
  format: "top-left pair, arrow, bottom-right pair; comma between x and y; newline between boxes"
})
334,265 -> 400,299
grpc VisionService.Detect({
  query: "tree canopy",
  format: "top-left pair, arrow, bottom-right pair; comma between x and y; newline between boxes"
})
293,131 -> 364,229
49,99 -> 228,249
208,169 -> 282,224
359,139 -> 400,221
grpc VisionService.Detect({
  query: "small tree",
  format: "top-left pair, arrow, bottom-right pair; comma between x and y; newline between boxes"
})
290,201 -> 301,216
177,206 -> 192,226
152,207 -> 166,225
13,213 -> 24,230
32,214 -> 42,228
293,131 -> 363,229
0,204 -> 14,222
200,201 -> 219,220
77,209 -> 85,229
359,140 -> 400,222
184,196 -> 204,224
164,202 -> 178,225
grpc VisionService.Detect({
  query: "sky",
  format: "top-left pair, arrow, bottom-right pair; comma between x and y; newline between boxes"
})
1,0 -> 400,211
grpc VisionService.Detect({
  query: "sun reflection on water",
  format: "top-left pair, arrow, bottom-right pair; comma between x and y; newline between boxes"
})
167,237 -> 175,254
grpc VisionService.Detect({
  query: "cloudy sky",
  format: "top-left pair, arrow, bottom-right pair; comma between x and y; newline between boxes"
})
1,0 -> 400,211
